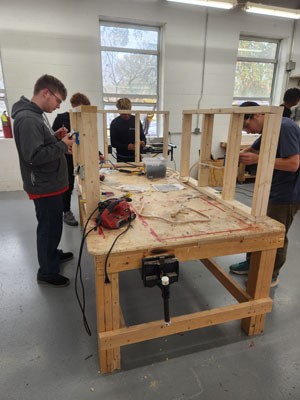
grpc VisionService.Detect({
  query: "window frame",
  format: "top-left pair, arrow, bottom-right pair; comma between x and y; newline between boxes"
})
99,20 -> 161,136
233,35 -> 280,105
0,56 -> 8,136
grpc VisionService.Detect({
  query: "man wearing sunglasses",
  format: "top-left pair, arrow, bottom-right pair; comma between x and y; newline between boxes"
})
229,101 -> 300,287
12,74 -> 75,287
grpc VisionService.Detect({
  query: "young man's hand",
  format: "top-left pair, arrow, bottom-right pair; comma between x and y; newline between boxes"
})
55,127 -> 68,139
128,142 -> 145,150
61,135 -> 74,153
239,152 -> 259,165
128,143 -> 135,150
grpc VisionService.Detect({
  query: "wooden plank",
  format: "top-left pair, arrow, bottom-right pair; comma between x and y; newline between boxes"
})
251,112 -> 283,218
103,276 -> 114,372
98,110 -> 168,115
111,273 -> 121,370
242,249 -> 276,335
93,230 -> 284,275
80,107 -> 101,216
200,258 -> 252,303
69,110 -> 77,167
77,193 -> 84,227
222,113 -> 244,200
180,113 -> 192,177
71,110 -> 83,186
185,180 -> 254,220
94,258 -> 108,373
120,307 -> 126,328
163,112 -> 169,159
99,298 -> 272,350
183,106 -> 283,115
102,113 -> 108,162
135,112 -> 140,163
208,160 -> 224,187
198,114 -> 214,187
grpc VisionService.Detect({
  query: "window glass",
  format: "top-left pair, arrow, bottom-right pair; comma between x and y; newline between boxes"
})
237,40 -> 277,60
0,61 -> 4,90
100,21 -> 160,136
100,25 -> 158,51
234,62 -> 275,99
101,51 -> 157,96
233,37 -> 279,105
0,58 -> 8,136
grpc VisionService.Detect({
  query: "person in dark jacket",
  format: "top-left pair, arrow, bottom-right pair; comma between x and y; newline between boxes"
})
280,87 -> 300,118
110,97 -> 146,162
52,92 -> 91,226
12,74 -> 74,287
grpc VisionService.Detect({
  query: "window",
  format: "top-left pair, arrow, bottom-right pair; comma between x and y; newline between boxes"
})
0,57 -> 8,137
99,21 -> 160,136
233,37 -> 279,105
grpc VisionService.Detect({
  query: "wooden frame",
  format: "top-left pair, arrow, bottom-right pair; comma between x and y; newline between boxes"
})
180,106 -> 283,221
71,105 -> 285,374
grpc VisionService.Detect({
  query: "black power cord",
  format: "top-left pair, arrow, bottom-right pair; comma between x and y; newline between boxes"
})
75,205 -> 99,336
104,212 -> 132,284
75,204 -> 133,335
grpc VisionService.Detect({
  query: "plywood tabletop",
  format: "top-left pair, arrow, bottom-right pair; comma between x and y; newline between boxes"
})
82,168 -> 284,256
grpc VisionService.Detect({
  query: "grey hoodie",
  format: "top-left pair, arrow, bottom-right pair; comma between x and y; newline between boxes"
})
12,96 -> 68,195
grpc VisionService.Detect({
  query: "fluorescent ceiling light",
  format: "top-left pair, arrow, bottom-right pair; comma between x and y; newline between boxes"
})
166,0 -> 237,10
244,2 -> 300,19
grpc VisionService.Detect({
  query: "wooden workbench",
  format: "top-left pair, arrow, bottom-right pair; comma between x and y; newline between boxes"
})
71,105 -> 284,373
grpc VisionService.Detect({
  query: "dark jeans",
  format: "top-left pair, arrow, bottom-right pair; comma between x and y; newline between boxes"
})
247,203 -> 300,278
63,153 -> 74,213
33,194 -> 64,278
267,203 -> 300,278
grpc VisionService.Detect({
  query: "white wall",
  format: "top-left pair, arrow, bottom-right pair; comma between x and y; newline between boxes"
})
1,0 -> 300,188
0,139 -> 23,191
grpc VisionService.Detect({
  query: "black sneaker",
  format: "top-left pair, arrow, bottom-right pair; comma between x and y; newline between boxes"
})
37,274 -> 70,287
59,251 -> 74,264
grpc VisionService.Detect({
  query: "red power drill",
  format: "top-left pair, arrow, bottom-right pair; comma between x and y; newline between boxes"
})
96,197 -> 136,229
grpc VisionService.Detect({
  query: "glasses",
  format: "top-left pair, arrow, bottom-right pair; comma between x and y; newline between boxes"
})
48,88 -> 62,105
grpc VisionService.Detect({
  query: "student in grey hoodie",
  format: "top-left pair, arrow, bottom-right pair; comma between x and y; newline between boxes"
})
12,74 -> 75,287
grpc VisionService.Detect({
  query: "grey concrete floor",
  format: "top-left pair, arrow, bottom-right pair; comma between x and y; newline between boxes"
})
1,186 -> 300,400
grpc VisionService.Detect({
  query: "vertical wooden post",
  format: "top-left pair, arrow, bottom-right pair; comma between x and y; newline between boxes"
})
69,110 -> 77,167
80,106 -> 101,216
222,113 -> 244,200
163,112 -> 169,159
102,112 -> 108,162
251,112 -> 282,218
95,257 -> 121,374
135,112 -> 141,163
180,113 -> 193,177
242,249 -> 276,335
198,114 -> 214,187
73,108 -> 85,200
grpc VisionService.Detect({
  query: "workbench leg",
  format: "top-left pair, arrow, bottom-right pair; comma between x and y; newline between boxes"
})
77,194 -> 84,227
94,258 -> 120,373
241,249 -> 276,335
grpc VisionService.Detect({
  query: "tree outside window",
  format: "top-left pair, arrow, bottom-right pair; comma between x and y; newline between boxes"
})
233,37 -> 279,105
100,22 -> 160,136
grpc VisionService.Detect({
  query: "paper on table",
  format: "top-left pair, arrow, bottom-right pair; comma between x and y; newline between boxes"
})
118,185 -> 150,192
153,183 -> 185,192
